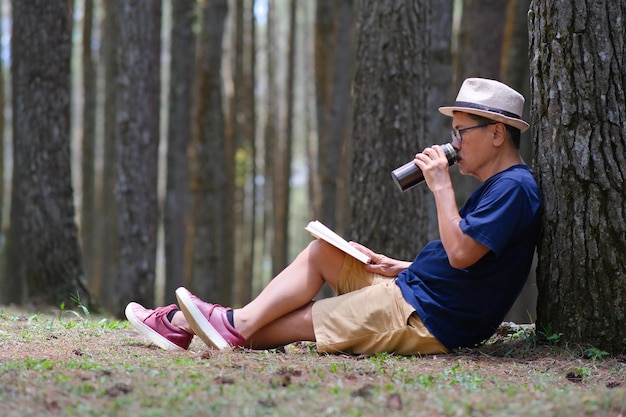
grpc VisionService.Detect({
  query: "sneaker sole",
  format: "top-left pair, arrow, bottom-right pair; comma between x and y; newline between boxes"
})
175,288 -> 230,350
124,303 -> 185,352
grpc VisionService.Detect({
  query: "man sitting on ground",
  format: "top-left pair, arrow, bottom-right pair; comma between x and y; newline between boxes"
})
126,78 -> 541,355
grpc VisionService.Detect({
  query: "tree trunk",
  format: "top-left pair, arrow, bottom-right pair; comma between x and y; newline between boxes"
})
314,0 -> 355,233
164,0 -> 197,305
529,0 -> 626,354
114,1 -> 162,316
426,0 -> 453,137
500,0 -> 532,158
456,0 -> 508,81
81,0 -> 97,292
231,0 -> 257,306
261,0 -> 278,290
6,0 -> 85,307
271,0 -> 296,275
425,1 -> 454,240
350,0 -> 433,261
190,0 -> 232,305
96,2 -> 120,313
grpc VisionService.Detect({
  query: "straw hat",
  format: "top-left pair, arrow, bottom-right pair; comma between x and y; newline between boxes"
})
439,78 -> 529,132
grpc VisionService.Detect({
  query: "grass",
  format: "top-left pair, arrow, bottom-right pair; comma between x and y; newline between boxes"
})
0,307 -> 625,417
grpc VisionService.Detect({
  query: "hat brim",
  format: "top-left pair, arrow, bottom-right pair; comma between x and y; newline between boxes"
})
439,106 -> 530,133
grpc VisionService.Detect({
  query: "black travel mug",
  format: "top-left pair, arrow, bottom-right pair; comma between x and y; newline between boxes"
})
391,143 -> 459,192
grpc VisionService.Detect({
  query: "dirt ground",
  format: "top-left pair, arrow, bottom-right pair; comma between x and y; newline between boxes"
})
1,309 -> 625,417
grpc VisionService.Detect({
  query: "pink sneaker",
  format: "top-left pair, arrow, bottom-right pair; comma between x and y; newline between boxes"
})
175,287 -> 246,350
125,302 -> 193,351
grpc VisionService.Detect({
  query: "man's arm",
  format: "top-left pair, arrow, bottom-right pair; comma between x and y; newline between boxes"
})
431,185 -> 490,269
416,146 -> 490,269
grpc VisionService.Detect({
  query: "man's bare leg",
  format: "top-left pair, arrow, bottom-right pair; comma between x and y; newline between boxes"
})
243,302 -> 315,349
172,239 -> 345,344
234,239 -> 344,339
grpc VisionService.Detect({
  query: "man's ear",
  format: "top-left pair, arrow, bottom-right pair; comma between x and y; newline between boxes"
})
492,123 -> 506,147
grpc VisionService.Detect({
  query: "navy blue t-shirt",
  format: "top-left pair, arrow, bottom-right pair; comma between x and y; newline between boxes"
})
395,164 -> 541,350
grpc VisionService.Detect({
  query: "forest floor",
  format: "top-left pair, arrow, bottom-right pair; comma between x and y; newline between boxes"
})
1,305 -> 625,417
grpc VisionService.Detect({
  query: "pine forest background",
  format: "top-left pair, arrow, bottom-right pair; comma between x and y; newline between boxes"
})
0,0 -> 541,322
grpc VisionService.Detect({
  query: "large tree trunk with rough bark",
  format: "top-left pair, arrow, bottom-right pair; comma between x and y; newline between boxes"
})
529,0 -> 626,354
6,0 -> 85,307
350,0 -> 433,261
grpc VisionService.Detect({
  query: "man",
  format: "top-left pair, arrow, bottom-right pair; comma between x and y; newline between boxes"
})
126,78 -> 541,355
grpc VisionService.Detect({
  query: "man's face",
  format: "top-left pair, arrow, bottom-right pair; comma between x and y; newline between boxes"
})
451,112 -> 495,178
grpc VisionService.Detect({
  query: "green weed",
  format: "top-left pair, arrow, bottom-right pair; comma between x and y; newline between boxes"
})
585,347 -> 610,361
538,323 -> 563,345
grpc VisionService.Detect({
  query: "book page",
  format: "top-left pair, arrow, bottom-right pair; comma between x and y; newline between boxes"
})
305,221 -> 371,264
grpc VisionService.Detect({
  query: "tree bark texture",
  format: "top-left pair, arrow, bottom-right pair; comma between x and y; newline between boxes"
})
456,0 -> 508,82
501,0 -> 532,159
426,1 -> 453,139
351,0 -> 433,261
529,0 -> 626,353
164,0 -> 197,305
424,1 -> 453,240
314,0 -> 355,233
81,0 -> 97,293
6,0 -> 85,306
97,1 -> 120,312
190,0 -> 232,304
114,1 -> 162,316
271,0 -> 296,275
231,0 -> 257,307
262,0 -> 278,286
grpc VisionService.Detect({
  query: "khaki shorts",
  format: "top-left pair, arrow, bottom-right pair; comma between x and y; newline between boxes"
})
311,256 -> 448,356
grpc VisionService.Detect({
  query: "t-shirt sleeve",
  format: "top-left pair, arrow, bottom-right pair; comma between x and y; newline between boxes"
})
459,179 -> 528,256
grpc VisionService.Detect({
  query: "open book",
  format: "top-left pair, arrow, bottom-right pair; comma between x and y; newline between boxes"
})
305,220 -> 371,264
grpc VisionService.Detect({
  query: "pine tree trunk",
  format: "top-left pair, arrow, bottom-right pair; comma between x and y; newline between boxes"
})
271,0 -> 296,275
425,1 -> 454,240
114,1 -> 162,316
97,1 -> 120,313
350,0 -> 433,261
456,0 -> 508,81
261,0 -> 278,290
81,0 -> 97,293
314,0 -> 355,233
190,0 -> 232,304
231,0 -> 257,307
530,0 -> 626,353
7,0 -> 85,307
164,0 -> 197,305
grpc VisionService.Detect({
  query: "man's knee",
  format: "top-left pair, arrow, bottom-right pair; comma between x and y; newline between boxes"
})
307,239 -> 345,290
308,238 -> 339,260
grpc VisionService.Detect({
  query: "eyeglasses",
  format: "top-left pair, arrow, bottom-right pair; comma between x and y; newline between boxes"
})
450,122 -> 495,143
